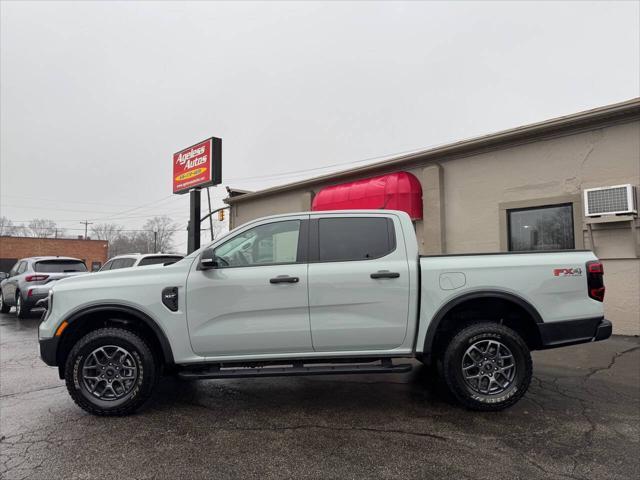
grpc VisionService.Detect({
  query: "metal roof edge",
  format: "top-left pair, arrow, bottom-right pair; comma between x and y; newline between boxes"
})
224,97 -> 640,205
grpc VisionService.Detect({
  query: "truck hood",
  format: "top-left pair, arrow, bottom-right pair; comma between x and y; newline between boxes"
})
56,264 -> 164,285
51,259 -> 195,294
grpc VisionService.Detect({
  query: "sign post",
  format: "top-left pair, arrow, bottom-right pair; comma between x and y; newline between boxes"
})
187,189 -> 201,253
173,137 -> 221,253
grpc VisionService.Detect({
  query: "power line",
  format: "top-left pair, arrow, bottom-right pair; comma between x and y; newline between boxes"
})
2,203 -> 130,215
6,225 -> 187,233
223,145 -> 433,183
4,145 -> 430,230
5,196 -> 187,224
87,194 -> 176,222
0,193 -> 142,209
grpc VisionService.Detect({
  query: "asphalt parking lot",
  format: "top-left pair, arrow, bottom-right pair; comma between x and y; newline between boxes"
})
0,312 -> 638,480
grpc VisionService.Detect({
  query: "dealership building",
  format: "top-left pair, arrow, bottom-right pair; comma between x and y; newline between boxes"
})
225,98 -> 640,336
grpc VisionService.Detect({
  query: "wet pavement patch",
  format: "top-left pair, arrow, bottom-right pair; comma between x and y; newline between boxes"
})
1,314 -> 638,479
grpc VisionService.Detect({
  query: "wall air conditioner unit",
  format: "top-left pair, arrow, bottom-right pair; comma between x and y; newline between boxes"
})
584,184 -> 637,217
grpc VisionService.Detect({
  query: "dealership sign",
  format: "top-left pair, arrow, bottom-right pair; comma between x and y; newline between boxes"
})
173,137 -> 222,194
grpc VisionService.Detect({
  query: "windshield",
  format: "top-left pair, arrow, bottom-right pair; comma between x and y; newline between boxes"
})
183,224 -> 242,259
35,260 -> 87,273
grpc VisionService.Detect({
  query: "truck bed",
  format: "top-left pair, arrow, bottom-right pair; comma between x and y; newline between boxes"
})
415,250 -> 604,354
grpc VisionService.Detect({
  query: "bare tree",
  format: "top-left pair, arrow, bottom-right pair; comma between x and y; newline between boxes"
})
108,231 -> 149,257
91,223 -> 123,244
27,218 -> 59,238
0,216 -> 16,236
142,216 -> 178,253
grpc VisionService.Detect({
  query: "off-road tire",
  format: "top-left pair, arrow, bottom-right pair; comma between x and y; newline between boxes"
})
64,327 -> 158,416
0,290 -> 10,313
442,322 -> 532,411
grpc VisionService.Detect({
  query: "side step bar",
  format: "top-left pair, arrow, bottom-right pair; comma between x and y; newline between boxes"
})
177,359 -> 413,380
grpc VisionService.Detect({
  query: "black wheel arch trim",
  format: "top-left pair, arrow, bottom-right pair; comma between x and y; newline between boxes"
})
421,290 -> 544,359
62,303 -> 175,366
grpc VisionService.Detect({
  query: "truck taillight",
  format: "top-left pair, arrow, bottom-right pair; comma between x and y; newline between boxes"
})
586,261 -> 605,302
25,275 -> 49,282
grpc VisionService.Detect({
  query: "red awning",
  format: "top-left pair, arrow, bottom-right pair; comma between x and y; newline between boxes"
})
311,171 -> 423,220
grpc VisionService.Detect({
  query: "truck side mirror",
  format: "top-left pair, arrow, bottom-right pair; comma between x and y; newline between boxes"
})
199,248 -> 218,269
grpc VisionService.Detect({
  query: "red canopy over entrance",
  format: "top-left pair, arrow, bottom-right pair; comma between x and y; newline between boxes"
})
311,171 -> 423,220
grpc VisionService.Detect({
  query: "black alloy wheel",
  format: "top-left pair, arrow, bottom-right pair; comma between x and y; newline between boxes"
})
65,327 -> 159,416
442,322 -> 532,411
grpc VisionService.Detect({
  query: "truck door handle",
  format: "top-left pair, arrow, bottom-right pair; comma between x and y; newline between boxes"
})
370,271 -> 400,279
269,275 -> 300,284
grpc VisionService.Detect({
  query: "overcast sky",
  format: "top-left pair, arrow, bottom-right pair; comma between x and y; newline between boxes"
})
1,1 -> 639,250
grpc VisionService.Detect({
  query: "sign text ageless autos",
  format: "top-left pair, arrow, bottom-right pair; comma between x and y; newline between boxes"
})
173,137 -> 222,194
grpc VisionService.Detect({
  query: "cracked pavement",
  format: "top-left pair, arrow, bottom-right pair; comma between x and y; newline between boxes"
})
1,314 -> 638,480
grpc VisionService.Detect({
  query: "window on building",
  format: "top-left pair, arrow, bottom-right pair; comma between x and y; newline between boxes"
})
0,258 -> 18,274
213,220 -> 301,267
318,217 -> 395,262
508,203 -> 574,251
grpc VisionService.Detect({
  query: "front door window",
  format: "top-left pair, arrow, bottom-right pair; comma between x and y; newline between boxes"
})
213,220 -> 300,267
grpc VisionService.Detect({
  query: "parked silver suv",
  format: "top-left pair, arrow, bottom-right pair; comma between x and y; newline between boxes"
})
0,257 -> 87,318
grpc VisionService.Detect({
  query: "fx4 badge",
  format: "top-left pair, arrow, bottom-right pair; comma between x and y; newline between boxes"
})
553,268 -> 582,277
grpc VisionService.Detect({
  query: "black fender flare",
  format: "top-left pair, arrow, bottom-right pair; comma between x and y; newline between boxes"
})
63,303 -> 175,365
422,290 -> 543,359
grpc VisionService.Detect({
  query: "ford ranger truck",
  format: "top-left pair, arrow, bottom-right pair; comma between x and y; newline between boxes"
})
38,210 -> 611,415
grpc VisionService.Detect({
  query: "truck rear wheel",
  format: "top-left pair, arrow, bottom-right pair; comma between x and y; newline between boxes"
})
442,322 -> 532,411
64,327 -> 158,416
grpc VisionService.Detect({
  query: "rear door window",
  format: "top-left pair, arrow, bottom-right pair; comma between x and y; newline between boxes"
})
317,217 -> 395,262
110,258 -> 136,270
17,261 -> 28,274
35,260 -> 87,273
138,256 -> 183,267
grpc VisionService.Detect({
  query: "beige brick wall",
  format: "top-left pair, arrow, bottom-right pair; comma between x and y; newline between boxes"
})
229,120 -> 640,335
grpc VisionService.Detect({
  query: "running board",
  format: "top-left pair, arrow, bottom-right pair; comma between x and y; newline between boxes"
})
177,359 -> 413,380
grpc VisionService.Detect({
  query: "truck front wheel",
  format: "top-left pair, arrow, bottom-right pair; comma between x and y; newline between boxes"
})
64,327 -> 158,416
442,322 -> 532,411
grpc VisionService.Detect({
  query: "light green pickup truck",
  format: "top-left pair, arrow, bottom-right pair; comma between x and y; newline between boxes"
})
38,210 -> 610,415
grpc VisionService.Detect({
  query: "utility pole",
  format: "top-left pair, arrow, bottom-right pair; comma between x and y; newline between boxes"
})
80,221 -> 93,240
153,229 -> 158,253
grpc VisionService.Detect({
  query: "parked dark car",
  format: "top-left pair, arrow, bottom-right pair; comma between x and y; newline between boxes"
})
0,257 -> 87,318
